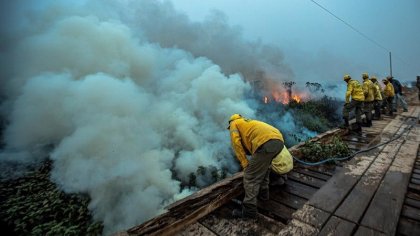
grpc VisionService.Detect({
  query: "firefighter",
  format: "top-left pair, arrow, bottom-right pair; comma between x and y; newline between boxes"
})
362,73 -> 375,127
417,76 -> 420,101
227,114 -> 285,218
387,76 -> 408,112
370,76 -> 383,120
382,79 -> 395,116
342,74 -> 364,132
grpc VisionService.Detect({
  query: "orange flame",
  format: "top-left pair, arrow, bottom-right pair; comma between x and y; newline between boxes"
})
292,95 -> 301,103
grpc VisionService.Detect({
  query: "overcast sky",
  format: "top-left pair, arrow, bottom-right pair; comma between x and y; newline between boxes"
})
172,0 -> 420,83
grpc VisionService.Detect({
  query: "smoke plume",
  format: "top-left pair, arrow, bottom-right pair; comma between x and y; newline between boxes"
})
0,0 -> 331,234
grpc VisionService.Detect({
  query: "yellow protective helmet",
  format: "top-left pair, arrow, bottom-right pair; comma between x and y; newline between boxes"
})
362,73 -> 369,79
370,76 -> 377,81
227,114 -> 242,129
343,74 -> 351,81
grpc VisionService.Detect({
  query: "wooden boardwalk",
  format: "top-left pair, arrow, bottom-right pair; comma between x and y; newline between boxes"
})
279,106 -> 419,235
117,105 -> 419,236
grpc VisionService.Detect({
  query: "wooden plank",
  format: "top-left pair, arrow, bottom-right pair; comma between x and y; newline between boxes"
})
287,171 -> 325,189
125,172 -> 243,236
222,201 -> 286,233
407,192 -> 420,201
199,206 -> 282,236
397,217 -> 420,236
334,149 -> 396,223
257,199 -> 295,222
318,216 -> 356,236
175,222 -> 217,236
293,168 -> 330,181
412,173 -> 420,179
308,117 -> 409,214
404,197 -> 420,209
277,219 -> 319,236
269,187 -> 307,210
409,183 -> 420,193
308,158 -> 372,213
284,179 -> 318,200
354,226 -> 385,236
360,139 -> 418,235
401,205 -> 420,221
411,178 -> 420,185
291,204 -> 330,229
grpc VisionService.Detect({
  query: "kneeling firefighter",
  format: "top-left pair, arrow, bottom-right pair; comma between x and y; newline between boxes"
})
227,114 -> 292,218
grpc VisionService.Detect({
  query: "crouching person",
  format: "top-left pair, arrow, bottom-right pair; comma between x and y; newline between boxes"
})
227,114 -> 291,218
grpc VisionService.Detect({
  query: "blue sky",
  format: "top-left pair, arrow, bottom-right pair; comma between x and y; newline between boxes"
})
172,0 -> 420,83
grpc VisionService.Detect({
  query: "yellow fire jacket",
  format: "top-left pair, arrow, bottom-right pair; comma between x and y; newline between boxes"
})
384,82 -> 395,97
372,81 -> 383,101
229,118 -> 284,169
363,79 -> 375,102
345,79 -> 365,103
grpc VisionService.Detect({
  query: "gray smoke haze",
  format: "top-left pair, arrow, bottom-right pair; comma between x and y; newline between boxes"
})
0,0 -> 336,234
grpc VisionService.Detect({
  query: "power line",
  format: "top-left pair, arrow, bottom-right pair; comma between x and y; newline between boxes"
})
309,0 -> 417,76
309,0 -> 389,52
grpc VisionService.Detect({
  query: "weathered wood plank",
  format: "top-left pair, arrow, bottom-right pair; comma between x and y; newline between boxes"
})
308,117 -> 409,214
124,172 -> 243,236
257,199 -> 295,222
318,216 -> 356,236
287,171 -> 325,189
409,183 -> 420,193
359,139 -> 418,235
334,145 -> 398,223
284,179 -> 318,200
411,178 -> 420,185
199,205 -> 284,236
291,204 -> 329,229
404,197 -> 420,209
407,191 -> 420,201
397,217 -> 420,236
277,219 -> 319,236
175,222 -> 217,236
401,205 -> 420,221
293,168 -> 331,181
354,226 -> 385,236
269,187 -> 307,210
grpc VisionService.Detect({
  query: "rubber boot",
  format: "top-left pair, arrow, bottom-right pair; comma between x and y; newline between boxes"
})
367,118 -> 372,127
354,122 -> 362,134
339,118 -> 349,129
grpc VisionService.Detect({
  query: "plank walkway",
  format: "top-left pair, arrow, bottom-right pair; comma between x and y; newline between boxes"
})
279,106 -> 420,236
117,104 -> 419,236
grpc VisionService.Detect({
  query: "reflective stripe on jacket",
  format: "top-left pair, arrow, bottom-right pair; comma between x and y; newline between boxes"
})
229,118 -> 284,169
384,83 -> 395,97
363,79 -> 375,102
345,79 -> 365,103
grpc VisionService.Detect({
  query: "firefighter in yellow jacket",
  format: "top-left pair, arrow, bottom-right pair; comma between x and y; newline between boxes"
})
362,73 -> 375,127
370,76 -> 383,120
227,114 -> 284,218
342,75 -> 364,132
382,79 -> 395,116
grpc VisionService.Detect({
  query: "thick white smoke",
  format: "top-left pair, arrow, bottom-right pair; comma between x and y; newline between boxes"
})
0,1 -> 255,234
0,0 -> 342,234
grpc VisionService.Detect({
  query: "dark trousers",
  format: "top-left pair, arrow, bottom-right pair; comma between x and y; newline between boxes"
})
242,139 -> 284,216
385,97 -> 394,114
373,100 -> 382,119
343,100 -> 363,124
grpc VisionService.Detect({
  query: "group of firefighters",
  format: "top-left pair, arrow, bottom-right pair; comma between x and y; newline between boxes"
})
226,73 -> 411,219
342,73 -> 408,133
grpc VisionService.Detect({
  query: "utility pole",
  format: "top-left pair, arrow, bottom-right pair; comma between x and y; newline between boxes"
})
389,52 -> 393,77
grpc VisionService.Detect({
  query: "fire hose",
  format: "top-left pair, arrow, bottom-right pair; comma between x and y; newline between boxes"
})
291,121 -> 416,166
